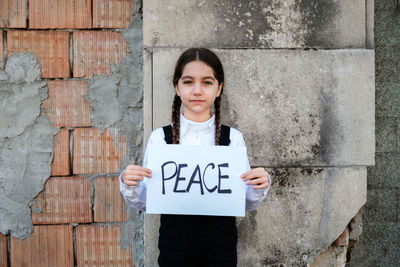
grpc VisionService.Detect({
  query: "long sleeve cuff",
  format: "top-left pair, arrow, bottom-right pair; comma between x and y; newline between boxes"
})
119,170 -> 147,211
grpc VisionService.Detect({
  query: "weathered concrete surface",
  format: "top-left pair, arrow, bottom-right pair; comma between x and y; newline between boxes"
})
0,53 -> 58,238
236,167 -> 366,266
144,0 -> 365,48
84,1 -> 144,265
152,48 -> 375,167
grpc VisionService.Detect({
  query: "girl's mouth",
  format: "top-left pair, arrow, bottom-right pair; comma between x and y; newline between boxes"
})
190,100 -> 205,103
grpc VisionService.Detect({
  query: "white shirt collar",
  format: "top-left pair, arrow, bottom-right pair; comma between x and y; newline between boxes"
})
180,113 -> 215,136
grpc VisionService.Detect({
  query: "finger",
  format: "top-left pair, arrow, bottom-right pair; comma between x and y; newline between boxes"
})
124,175 -> 144,182
123,180 -> 139,186
254,167 -> 267,176
252,183 -> 268,189
242,172 -> 260,181
246,177 -> 267,186
240,170 -> 253,179
127,170 -> 152,178
127,165 -> 152,174
241,167 -> 266,180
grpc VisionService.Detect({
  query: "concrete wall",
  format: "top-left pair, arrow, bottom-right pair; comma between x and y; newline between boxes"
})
144,0 -> 375,266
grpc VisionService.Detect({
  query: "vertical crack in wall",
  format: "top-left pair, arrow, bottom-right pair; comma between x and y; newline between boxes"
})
83,0 -> 144,265
0,52 -> 58,238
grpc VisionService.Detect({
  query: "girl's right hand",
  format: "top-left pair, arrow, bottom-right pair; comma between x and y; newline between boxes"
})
122,165 -> 152,186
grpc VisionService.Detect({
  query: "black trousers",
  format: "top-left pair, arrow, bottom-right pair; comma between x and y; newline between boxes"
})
158,214 -> 237,267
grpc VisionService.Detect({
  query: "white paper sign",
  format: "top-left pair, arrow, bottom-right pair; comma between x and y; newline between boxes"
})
146,144 -> 249,216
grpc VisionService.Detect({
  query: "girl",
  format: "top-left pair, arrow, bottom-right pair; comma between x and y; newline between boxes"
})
120,48 -> 271,266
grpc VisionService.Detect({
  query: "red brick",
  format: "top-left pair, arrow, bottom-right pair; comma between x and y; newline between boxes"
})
73,31 -> 128,78
0,30 -> 3,68
50,128 -> 70,176
31,177 -> 92,224
93,0 -> 135,28
29,0 -> 92,29
73,128 -> 127,174
11,225 -> 74,267
94,176 -> 127,222
0,0 -> 26,28
76,225 -> 133,266
7,30 -> 70,78
41,80 -> 92,127
335,227 -> 349,246
0,233 -> 7,267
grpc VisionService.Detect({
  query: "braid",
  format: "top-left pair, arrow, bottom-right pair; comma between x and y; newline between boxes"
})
171,94 -> 182,144
214,96 -> 222,145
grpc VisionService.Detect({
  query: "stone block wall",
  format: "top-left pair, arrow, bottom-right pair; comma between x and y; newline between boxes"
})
0,0 -> 143,266
347,1 -> 400,266
144,0 -> 375,266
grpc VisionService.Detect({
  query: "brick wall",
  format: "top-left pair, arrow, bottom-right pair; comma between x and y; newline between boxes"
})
0,0 -> 136,266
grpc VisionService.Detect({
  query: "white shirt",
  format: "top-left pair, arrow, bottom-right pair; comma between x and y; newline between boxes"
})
119,113 -> 271,212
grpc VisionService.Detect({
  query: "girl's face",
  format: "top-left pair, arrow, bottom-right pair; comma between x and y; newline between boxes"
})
175,60 -> 223,122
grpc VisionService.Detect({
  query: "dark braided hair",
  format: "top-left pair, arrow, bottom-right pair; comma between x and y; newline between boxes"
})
172,48 -> 225,145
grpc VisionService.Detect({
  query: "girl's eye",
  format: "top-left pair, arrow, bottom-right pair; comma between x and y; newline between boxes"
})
183,80 -> 192,84
204,81 -> 213,85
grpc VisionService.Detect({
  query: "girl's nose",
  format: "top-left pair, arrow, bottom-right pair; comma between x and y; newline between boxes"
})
193,82 -> 202,94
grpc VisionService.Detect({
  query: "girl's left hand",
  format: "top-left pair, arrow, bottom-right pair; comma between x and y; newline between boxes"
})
240,167 -> 270,189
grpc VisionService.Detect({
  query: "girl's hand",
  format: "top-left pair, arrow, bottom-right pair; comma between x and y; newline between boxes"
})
240,167 -> 270,189
122,165 -> 152,186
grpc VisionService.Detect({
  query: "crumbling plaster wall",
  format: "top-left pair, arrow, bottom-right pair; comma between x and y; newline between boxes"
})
144,0 -> 375,266
0,53 -> 58,238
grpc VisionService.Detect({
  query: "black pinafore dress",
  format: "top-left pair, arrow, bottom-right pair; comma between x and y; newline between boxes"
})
157,124 -> 237,267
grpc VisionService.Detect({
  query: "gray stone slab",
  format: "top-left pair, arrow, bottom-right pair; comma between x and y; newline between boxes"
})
238,167 -> 366,266
144,214 -> 160,267
144,0 -> 366,49
152,48 -> 375,166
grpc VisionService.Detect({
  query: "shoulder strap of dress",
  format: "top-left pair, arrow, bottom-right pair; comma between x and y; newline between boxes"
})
163,124 -> 231,145
219,124 -> 231,146
162,125 -> 173,144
